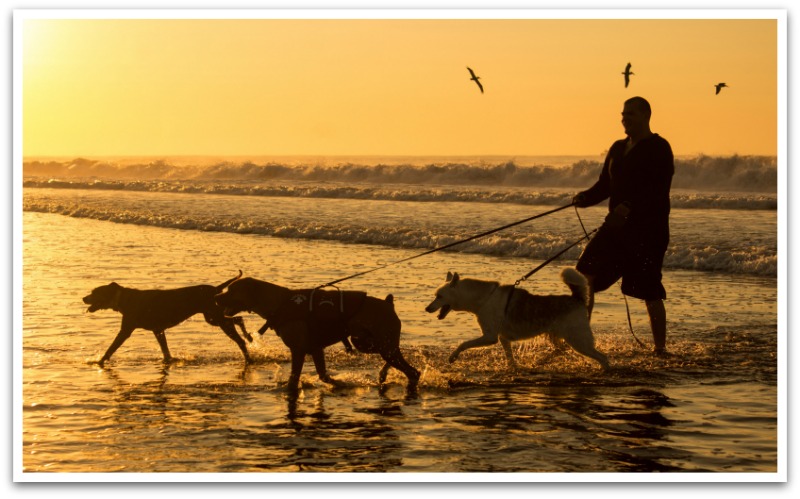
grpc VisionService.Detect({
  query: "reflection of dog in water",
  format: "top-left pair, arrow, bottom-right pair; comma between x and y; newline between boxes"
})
82,271 -> 252,366
425,268 -> 609,370
215,276 -> 420,392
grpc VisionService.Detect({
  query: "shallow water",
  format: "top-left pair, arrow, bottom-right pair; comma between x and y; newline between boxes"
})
20,210 -> 779,476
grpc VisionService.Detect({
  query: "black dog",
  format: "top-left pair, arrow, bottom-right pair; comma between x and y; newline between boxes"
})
215,276 -> 420,391
83,271 -> 252,366
257,320 -> 354,353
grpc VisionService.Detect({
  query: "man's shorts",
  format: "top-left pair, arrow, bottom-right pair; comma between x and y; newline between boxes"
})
576,225 -> 668,301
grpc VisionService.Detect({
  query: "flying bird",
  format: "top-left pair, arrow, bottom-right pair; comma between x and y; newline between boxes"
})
714,82 -> 728,95
621,62 -> 634,88
467,66 -> 484,94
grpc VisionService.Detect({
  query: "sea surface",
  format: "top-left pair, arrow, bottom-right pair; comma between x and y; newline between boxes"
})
17,155 -> 782,478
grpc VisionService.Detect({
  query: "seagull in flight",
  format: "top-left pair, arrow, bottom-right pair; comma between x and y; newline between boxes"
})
467,66 -> 483,94
714,82 -> 728,95
621,62 -> 634,88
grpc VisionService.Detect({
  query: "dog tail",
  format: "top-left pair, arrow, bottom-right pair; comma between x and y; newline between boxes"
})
560,267 -> 589,308
216,269 -> 243,292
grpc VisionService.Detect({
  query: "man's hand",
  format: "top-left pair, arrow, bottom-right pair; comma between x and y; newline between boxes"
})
613,202 -> 631,218
603,203 -> 631,230
572,192 -> 591,208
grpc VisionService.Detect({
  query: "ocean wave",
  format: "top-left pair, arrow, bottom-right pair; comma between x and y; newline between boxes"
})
23,154 -> 777,193
21,178 -> 777,211
22,200 -> 777,277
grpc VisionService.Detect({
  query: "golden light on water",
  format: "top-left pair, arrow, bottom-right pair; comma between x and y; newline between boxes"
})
16,11 -> 785,476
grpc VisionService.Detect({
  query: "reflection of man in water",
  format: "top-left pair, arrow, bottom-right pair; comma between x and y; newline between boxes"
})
573,96 -> 674,355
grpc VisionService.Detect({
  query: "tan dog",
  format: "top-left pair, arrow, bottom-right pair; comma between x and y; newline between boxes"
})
214,276 -> 420,391
425,267 -> 609,370
83,271 -> 252,366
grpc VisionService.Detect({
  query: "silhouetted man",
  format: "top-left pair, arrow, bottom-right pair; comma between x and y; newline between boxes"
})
573,96 -> 674,355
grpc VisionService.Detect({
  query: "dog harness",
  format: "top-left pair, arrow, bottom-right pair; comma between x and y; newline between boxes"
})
265,288 -> 368,338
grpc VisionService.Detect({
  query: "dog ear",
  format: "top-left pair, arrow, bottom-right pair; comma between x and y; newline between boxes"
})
446,271 -> 454,282
450,273 -> 460,286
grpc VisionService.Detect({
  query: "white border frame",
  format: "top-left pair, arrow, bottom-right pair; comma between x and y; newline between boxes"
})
11,7 -> 789,487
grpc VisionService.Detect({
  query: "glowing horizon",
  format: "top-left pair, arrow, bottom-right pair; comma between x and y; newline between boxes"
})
20,15 -> 780,158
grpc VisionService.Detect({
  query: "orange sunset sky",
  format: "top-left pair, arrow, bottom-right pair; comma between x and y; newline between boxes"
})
19,13 -> 781,158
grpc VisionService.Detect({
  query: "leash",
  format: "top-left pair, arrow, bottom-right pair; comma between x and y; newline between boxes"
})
573,206 -> 647,349
503,228 -> 597,316
319,202 -> 575,288
512,228 -> 597,287
621,292 -> 647,348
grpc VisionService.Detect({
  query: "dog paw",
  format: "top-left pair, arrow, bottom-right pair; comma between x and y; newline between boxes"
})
448,352 -> 460,363
320,375 -> 344,387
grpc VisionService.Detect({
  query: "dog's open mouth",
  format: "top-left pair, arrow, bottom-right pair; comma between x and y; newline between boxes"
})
438,305 -> 451,320
83,297 -> 100,313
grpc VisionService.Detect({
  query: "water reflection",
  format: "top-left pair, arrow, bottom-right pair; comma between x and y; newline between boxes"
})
285,381 -> 418,421
105,362 -> 688,472
431,384 -> 688,472
25,355 -> 771,473
23,353 -> 766,473
278,390 -> 406,472
543,386 -> 689,472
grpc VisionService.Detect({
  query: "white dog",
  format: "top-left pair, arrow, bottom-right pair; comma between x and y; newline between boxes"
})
425,267 -> 609,370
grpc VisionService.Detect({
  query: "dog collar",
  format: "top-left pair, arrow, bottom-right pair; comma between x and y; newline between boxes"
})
476,283 -> 500,315
110,287 -> 123,311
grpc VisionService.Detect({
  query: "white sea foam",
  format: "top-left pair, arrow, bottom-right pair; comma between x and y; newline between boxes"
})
21,154 -> 777,277
22,178 -> 776,211
22,187 -> 777,277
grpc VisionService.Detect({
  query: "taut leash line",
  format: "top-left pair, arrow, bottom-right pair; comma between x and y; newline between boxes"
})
320,202 -> 575,288
513,228 -> 597,287
503,229 -> 598,316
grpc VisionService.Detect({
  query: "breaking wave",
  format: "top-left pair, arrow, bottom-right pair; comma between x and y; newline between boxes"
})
23,197 -> 777,277
23,154 -> 777,194
21,154 -> 778,277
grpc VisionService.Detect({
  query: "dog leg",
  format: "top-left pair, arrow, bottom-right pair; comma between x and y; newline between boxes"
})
380,349 -> 420,387
288,350 -> 306,392
152,330 -> 172,362
499,337 -> 518,368
232,317 -> 253,342
312,349 -> 341,386
342,337 -> 354,353
568,342 -> 609,370
573,343 -> 610,370
96,326 -> 135,366
219,322 -> 252,364
562,326 -> 610,370
449,335 -> 498,363
379,363 -> 391,384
